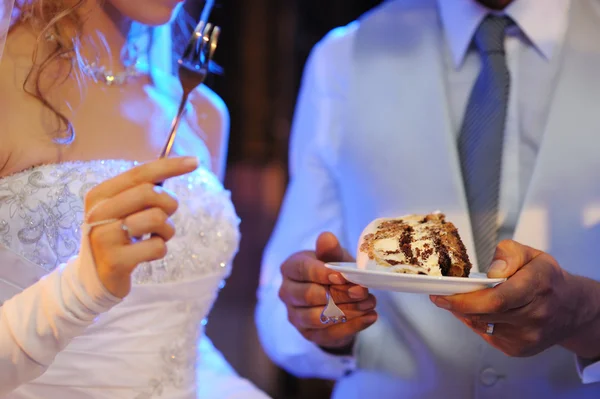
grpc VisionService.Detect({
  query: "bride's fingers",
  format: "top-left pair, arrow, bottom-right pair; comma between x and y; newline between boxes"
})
105,236 -> 169,275
90,210 -> 174,249
89,221 -> 131,248
124,236 -> 169,268
84,159 -> 196,299
123,208 -> 175,242
85,156 -> 198,209
88,183 -> 178,223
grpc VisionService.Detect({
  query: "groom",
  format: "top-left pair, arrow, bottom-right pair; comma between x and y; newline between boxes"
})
256,0 -> 600,397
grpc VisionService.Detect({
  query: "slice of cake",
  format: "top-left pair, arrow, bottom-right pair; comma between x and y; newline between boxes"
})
356,213 -> 472,277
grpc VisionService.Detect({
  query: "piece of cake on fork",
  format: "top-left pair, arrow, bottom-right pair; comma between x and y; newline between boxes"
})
357,213 -> 472,277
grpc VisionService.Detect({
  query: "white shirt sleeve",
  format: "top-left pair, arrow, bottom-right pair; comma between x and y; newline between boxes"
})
255,25 -> 359,380
0,234 -> 121,395
576,356 -> 600,384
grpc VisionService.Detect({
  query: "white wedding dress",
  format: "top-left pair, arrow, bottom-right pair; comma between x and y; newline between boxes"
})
0,160 -> 269,398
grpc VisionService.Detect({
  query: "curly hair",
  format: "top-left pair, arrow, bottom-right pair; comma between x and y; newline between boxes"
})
10,0 -> 91,144
9,0 -> 193,144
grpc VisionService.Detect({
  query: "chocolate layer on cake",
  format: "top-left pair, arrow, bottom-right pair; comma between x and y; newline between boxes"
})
357,213 -> 472,277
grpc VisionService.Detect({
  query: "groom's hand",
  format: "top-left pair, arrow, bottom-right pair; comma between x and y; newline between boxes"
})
278,232 -> 378,351
430,240 -> 600,359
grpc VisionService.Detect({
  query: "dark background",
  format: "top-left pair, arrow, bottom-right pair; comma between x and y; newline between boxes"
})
183,0 -> 381,398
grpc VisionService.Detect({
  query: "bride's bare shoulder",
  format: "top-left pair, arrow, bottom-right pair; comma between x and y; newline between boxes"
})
188,84 -> 230,181
189,83 -> 230,138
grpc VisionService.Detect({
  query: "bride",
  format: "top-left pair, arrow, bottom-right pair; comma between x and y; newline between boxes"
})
0,0 -> 269,398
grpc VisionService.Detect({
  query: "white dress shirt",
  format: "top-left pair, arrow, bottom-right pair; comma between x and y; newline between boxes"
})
257,0 -> 600,392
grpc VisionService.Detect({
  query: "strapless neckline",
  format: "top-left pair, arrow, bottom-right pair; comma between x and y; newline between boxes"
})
2,159 -> 141,180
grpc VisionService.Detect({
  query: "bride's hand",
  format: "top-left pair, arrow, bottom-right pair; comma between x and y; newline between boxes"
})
83,156 -> 199,298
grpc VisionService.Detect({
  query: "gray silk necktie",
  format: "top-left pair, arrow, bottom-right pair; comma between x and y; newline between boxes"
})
458,16 -> 511,270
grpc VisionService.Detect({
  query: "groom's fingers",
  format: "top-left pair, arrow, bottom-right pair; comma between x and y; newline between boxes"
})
287,295 -> 377,329
280,280 -> 368,306
299,311 -> 378,348
281,251 -> 347,285
280,249 -> 376,350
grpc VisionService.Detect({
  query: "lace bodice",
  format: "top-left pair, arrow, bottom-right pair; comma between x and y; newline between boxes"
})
0,160 -> 240,283
0,160 -> 248,399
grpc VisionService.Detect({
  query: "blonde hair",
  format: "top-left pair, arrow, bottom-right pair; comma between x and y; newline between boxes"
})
10,0 -> 188,144
11,0 -> 89,144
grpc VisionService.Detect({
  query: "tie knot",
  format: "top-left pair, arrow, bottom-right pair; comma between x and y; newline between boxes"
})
474,15 -> 512,54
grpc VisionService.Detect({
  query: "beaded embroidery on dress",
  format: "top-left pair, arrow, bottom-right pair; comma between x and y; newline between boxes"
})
0,160 -> 239,281
0,160 -> 266,399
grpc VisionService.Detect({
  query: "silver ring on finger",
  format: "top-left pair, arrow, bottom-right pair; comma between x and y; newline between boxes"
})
121,221 -> 136,243
485,323 -> 495,335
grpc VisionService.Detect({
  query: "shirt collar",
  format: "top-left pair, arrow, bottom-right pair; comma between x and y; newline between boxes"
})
437,0 -> 572,67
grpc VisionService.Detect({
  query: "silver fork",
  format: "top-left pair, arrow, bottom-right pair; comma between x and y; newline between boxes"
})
158,22 -> 220,159
320,286 -> 347,324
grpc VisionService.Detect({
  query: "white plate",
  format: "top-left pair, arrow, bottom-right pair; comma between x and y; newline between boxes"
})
325,262 -> 506,295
